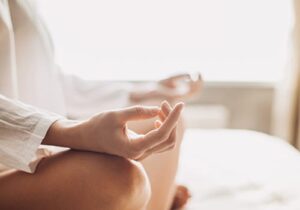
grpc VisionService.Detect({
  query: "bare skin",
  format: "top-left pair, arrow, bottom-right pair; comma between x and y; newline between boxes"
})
142,123 -> 185,210
0,74 -> 202,210
0,151 -> 150,210
127,73 -> 202,210
130,73 -> 202,103
129,101 -> 185,210
0,101 -> 183,210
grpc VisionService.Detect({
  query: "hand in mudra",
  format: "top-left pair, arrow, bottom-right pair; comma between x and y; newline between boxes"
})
130,73 -> 202,102
79,101 -> 184,160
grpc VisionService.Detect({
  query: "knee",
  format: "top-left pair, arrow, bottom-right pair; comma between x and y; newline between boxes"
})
55,151 -> 151,210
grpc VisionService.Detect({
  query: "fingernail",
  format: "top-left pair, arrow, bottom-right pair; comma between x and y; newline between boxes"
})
149,106 -> 160,114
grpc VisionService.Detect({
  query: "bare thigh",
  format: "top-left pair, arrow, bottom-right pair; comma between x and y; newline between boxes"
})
0,150 -> 150,210
129,108 -> 185,210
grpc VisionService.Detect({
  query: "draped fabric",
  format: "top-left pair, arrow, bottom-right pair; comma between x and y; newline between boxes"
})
272,0 -> 300,149
292,0 -> 300,148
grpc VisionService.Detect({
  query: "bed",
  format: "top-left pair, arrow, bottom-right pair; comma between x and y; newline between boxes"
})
177,129 -> 300,210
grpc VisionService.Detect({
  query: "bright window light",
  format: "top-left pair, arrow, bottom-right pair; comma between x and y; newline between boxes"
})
38,0 -> 293,82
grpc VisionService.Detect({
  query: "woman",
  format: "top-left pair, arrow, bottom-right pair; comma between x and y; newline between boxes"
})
0,0 -> 202,209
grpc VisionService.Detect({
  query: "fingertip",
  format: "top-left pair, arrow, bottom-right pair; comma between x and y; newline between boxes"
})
165,101 -> 173,110
161,101 -> 172,115
154,119 -> 162,128
161,100 -> 168,107
173,103 -> 184,115
175,102 -> 185,111
150,106 -> 161,114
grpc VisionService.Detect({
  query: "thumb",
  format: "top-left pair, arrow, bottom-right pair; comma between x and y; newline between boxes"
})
118,105 -> 160,122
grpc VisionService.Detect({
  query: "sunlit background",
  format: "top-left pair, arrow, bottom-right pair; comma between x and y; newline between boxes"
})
38,0 -> 292,82
33,1 -> 300,209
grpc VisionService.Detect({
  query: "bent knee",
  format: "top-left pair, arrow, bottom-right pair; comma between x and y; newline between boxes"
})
39,150 -> 151,210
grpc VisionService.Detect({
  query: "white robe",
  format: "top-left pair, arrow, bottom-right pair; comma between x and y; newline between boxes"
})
0,0 -> 132,173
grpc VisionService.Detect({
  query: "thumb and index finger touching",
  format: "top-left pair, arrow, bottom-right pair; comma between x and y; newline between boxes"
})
131,101 -> 184,151
117,101 -> 184,122
117,105 -> 161,122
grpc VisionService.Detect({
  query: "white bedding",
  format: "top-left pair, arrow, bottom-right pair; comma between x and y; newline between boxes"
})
177,129 -> 300,210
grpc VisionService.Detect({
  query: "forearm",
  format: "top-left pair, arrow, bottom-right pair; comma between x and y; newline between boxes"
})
0,94 -> 63,173
42,119 -> 97,152
59,72 -> 133,119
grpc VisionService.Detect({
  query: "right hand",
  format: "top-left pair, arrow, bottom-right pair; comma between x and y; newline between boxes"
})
79,101 -> 184,160
46,101 -> 184,160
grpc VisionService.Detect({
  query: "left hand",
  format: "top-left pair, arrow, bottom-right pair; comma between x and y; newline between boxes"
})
129,73 -> 202,102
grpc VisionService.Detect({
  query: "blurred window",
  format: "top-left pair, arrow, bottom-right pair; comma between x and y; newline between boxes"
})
38,0 -> 293,82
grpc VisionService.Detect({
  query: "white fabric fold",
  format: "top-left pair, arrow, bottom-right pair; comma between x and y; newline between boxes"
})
0,95 -> 61,173
0,0 -> 131,173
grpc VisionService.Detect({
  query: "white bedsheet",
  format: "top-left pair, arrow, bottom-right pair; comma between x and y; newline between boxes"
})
177,129 -> 300,210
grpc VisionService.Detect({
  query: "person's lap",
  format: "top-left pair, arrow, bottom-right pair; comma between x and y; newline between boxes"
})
0,100 -> 185,210
0,150 -> 150,210
128,108 -> 185,210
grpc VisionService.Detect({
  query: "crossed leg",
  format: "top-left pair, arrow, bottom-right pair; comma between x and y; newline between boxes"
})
129,104 -> 186,210
0,103 -> 186,210
0,150 -> 150,210
141,121 -> 185,210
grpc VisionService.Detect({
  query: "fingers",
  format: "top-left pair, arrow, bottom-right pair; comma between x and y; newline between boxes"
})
162,100 -> 172,116
158,101 -> 171,122
168,74 -> 191,82
157,102 -> 183,134
160,73 -> 201,87
144,101 -> 176,156
188,73 -> 203,94
159,74 -> 191,86
188,72 -> 202,83
118,105 -> 160,122
158,73 -> 203,100
156,100 -> 171,127
154,120 -> 162,128
138,126 -> 177,160
131,102 -> 184,151
172,73 -> 202,83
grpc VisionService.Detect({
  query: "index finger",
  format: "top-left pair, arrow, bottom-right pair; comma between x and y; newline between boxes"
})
170,73 -> 202,83
166,74 -> 191,82
159,102 -> 183,131
132,102 -> 184,150
118,105 -> 160,122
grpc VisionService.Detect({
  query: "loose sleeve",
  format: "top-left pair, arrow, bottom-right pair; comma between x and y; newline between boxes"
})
58,71 -> 133,119
0,94 -> 62,173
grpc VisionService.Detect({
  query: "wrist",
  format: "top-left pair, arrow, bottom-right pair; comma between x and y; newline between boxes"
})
43,119 -> 83,148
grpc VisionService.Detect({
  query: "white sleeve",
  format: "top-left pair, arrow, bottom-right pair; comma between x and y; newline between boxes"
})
0,94 -> 62,173
59,71 -> 134,119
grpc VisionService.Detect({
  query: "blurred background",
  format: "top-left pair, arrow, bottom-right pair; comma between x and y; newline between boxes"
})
36,1 -> 300,209
37,0 -> 294,139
